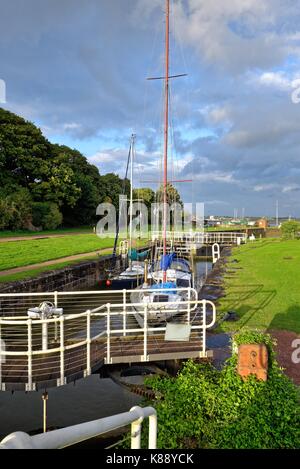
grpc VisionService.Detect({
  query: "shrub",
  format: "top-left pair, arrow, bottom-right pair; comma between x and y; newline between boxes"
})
140,331 -> 300,449
0,189 -> 33,230
0,198 -> 13,229
280,220 -> 300,239
32,202 -> 62,230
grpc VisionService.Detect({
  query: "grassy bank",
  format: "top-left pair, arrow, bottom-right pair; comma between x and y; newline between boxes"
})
0,234 -> 115,271
0,227 -> 92,238
0,252 -> 110,284
219,239 -> 300,333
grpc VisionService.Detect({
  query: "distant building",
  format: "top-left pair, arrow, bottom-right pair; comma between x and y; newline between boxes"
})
256,218 -> 268,229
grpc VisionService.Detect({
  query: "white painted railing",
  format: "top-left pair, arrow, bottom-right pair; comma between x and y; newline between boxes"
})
151,231 -> 247,244
0,405 -> 157,449
0,288 -> 216,391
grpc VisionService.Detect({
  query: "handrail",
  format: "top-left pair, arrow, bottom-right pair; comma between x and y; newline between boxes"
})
0,289 -> 216,390
0,406 -> 157,449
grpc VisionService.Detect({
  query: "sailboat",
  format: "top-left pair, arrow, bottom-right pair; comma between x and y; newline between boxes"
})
131,0 -> 196,319
106,134 -> 150,289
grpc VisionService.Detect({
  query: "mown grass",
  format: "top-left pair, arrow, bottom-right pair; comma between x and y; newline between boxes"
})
0,252 -> 113,283
0,234 -> 115,271
218,238 -> 300,333
0,227 -> 92,237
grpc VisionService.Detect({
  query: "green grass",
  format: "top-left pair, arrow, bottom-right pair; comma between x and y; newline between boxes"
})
0,234 -> 115,271
0,227 -> 92,238
0,252 -> 112,283
218,238 -> 300,334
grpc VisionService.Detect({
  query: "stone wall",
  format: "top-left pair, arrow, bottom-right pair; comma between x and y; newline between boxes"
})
0,255 -> 122,294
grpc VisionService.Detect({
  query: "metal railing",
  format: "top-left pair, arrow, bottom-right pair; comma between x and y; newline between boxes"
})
0,405 -> 157,449
151,231 -> 247,244
0,288 -> 216,391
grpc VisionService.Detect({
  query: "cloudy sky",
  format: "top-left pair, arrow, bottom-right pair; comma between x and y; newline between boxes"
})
1,0 -> 300,217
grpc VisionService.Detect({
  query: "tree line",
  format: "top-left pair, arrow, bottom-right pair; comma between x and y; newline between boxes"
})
0,108 -> 182,231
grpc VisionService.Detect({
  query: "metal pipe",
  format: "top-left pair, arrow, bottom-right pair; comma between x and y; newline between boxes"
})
42,392 -> 48,433
0,406 -> 157,450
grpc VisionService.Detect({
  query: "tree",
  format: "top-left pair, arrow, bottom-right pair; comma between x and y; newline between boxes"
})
32,202 -> 62,230
0,107 -> 132,229
30,146 -> 81,208
280,220 -> 300,239
0,108 -> 51,189
133,187 -> 155,209
52,145 -> 105,226
100,173 -> 130,210
156,183 -> 183,205
3,188 -> 33,230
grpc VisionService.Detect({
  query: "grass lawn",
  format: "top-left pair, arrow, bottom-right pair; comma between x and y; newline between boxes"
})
218,238 -> 300,334
0,252 -> 111,283
0,227 -> 92,238
0,234 -> 115,271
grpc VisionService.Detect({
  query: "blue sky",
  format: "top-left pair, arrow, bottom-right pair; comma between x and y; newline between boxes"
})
1,0 -> 300,216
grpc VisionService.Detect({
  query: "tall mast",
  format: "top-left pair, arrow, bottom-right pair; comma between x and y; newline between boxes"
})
129,133 -> 135,269
163,0 -> 170,282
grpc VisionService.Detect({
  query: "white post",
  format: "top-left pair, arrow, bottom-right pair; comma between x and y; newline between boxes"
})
27,319 -> 33,391
187,287 -> 191,323
106,304 -> 111,365
148,412 -> 157,449
143,305 -> 148,361
212,243 -> 220,264
42,319 -> 48,352
202,300 -> 206,356
54,291 -> 58,341
59,316 -> 65,386
86,311 -> 91,376
130,406 -> 143,449
123,289 -> 127,337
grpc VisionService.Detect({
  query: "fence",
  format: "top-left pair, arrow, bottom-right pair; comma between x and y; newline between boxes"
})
151,231 -> 247,245
0,288 -> 216,391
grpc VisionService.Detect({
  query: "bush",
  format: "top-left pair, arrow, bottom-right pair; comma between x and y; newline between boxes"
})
0,198 -> 13,229
32,202 -> 62,230
140,331 -> 300,449
0,189 -> 32,230
280,220 -> 300,239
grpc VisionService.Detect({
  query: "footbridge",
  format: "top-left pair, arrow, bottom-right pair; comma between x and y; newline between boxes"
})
151,231 -> 247,253
0,288 -> 216,391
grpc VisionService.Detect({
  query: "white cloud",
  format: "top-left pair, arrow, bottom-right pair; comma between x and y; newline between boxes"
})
282,184 -> 300,193
253,183 -> 279,192
169,0 -> 298,73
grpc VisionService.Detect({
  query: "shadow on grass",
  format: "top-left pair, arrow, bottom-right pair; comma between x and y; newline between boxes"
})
268,304 -> 300,334
219,283 -> 277,330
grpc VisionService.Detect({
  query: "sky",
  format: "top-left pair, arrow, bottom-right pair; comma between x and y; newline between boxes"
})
1,0 -> 300,217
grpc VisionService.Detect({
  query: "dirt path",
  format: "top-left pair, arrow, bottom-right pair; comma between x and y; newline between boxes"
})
0,231 -> 91,243
0,248 -> 112,277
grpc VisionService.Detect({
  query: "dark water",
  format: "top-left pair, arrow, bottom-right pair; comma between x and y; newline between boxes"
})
0,375 -> 141,440
0,260 -> 211,441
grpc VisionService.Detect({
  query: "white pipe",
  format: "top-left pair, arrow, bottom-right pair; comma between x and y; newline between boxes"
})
0,406 -> 157,450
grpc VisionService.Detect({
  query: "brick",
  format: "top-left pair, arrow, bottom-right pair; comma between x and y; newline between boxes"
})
237,344 -> 268,381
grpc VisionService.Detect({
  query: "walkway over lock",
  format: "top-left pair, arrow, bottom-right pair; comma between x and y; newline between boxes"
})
0,289 -> 216,391
151,231 -> 247,249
